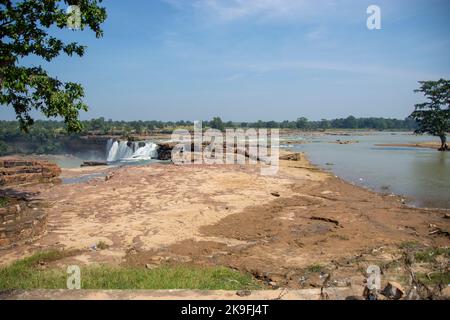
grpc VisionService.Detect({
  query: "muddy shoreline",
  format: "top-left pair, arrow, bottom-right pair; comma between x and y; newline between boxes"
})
375,142 -> 442,150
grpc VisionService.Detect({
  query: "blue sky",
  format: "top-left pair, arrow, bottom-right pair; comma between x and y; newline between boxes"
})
1,0 -> 450,121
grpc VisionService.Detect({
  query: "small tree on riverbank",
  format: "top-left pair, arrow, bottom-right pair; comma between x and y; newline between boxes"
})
410,79 -> 450,151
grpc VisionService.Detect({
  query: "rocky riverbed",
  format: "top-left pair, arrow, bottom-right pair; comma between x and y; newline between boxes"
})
0,152 -> 449,299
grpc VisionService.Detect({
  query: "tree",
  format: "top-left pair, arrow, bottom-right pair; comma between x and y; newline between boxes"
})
225,120 -> 234,128
0,140 -> 8,155
296,117 -> 308,129
343,115 -> 357,129
319,119 -> 330,130
410,79 -> 450,151
0,0 -> 107,132
210,116 -> 224,131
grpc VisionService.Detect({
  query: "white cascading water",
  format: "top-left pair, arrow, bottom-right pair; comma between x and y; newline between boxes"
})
106,139 -> 158,162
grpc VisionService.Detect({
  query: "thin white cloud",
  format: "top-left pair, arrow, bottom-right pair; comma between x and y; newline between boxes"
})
223,73 -> 246,81
163,0 -> 340,22
228,60 -> 446,80
306,26 -> 327,40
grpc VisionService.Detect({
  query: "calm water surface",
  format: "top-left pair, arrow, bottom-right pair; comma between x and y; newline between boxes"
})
285,132 -> 450,209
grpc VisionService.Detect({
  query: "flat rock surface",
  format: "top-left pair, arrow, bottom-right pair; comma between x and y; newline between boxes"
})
0,153 -> 449,289
0,288 -> 360,300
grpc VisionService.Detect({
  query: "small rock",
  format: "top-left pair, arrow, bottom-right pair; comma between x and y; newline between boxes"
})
371,246 -> 384,254
320,273 -> 330,280
363,286 -> 378,300
145,263 -> 157,270
441,285 -> 450,298
271,192 -> 280,197
306,274 -> 322,288
444,213 -> 450,219
406,286 -> 421,300
332,279 -> 351,287
236,290 -> 251,297
381,281 -> 404,300
298,276 -> 307,286
151,256 -> 162,262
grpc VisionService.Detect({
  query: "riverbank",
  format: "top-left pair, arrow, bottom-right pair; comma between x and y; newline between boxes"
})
0,152 -> 449,298
375,142 -> 442,150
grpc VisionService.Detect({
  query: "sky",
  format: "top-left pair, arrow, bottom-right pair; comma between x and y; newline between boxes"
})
1,0 -> 450,122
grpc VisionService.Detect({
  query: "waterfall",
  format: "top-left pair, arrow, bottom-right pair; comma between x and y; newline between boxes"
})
106,138 -> 113,156
106,139 -> 158,162
106,140 -> 118,162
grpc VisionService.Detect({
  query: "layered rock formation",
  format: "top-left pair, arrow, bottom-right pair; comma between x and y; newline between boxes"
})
0,158 -> 61,186
0,158 -> 59,248
0,198 -> 47,248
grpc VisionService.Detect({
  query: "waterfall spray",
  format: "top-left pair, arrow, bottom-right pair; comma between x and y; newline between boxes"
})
106,139 -> 158,162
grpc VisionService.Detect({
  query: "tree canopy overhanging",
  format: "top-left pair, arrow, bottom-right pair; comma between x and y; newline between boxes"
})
409,79 -> 450,151
0,0 -> 106,132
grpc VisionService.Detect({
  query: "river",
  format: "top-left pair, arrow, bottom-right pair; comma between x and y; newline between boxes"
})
285,132 -> 450,209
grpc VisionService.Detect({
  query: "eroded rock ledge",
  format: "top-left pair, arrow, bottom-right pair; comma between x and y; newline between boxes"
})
0,158 -> 59,248
0,198 -> 47,249
0,158 -> 61,186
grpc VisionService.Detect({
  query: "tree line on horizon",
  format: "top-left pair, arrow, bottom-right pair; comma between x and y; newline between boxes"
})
206,116 -> 417,132
0,115 -> 417,135
0,116 -> 418,155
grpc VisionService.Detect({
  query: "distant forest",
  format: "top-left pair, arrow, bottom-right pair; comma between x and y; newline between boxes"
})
1,115 -> 417,134
0,116 -> 417,155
